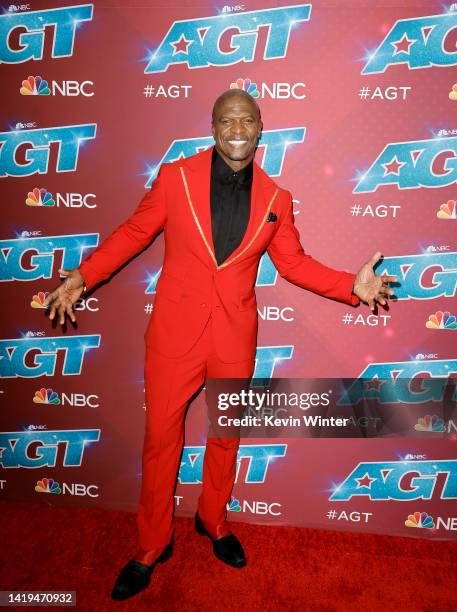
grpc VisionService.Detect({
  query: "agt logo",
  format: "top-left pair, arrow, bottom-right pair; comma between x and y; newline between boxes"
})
0,335 -> 100,378
35,477 -> 99,497
330,459 -> 457,501
0,124 -> 97,178
426,310 -> 457,329
144,4 -> 311,73
0,429 -> 100,468
0,4 -> 93,64
0,233 -> 98,282
31,292 -> 99,312
375,252 -> 457,301
144,128 -> 305,187
178,444 -> 287,484
362,12 -> 457,74
26,188 -> 97,209
338,359 -> 457,405
21,75 -> 94,97
353,136 -> 457,193
227,496 -> 282,516
230,77 -> 306,100
33,387 -> 100,408
252,346 -> 293,382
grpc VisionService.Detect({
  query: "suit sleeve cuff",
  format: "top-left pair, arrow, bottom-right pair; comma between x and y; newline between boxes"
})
78,261 -> 98,293
343,271 -> 360,306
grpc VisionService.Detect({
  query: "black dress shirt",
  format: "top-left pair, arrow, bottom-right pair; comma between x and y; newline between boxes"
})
210,147 -> 253,266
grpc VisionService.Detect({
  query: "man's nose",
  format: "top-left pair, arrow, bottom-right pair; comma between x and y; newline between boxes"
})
229,125 -> 245,138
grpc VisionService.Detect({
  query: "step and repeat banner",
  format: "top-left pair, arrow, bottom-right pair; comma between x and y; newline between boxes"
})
1,0 -> 457,541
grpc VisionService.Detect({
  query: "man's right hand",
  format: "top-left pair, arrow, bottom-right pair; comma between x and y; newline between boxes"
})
43,268 -> 86,325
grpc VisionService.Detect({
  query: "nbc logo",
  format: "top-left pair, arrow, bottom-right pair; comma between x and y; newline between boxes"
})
33,388 -> 60,405
226,496 -> 281,515
405,511 -> 435,529
437,199 -> 457,219
26,187 -> 97,209
414,415 -> 446,432
425,310 -> 457,330
229,76 -> 306,100
35,478 -> 61,494
33,388 -> 100,408
26,188 -> 55,207
35,478 -> 99,497
31,292 -> 49,309
20,75 -> 51,96
227,497 -> 242,512
20,75 -> 94,97
230,77 -> 260,98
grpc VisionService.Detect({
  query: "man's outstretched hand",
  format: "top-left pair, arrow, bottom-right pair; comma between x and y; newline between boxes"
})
43,268 -> 85,324
353,251 -> 397,311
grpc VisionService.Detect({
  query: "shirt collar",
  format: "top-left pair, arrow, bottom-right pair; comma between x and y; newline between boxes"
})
211,146 -> 253,187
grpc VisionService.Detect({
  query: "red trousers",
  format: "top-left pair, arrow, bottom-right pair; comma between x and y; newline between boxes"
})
136,314 -> 255,554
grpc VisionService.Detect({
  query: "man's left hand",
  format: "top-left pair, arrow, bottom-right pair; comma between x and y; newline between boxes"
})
353,251 -> 397,311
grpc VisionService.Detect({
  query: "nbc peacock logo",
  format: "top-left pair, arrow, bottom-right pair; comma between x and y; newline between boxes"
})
20,75 -> 51,96
35,478 -> 61,494
229,78 -> 260,98
33,388 -> 61,405
31,292 -> 49,309
425,310 -> 457,330
405,511 -> 435,529
414,414 -> 446,433
437,199 -> 457,219
227,496 -> 242,512
26,188 -> 55,207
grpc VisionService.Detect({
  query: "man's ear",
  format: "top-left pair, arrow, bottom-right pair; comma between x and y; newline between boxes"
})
258,122 -> 263,140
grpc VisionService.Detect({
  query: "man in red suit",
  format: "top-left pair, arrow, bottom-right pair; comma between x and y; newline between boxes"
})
45,90 -> 396,600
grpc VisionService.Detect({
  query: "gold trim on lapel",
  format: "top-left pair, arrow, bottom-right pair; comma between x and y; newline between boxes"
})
180,165 -> 278,271
180,166 -> 218,268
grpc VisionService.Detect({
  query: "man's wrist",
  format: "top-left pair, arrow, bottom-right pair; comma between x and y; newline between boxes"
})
78,268 -> 87,293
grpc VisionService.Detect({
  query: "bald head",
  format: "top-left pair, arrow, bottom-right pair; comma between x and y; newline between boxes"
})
211,88 -> 263,172
212,89 -> 261,123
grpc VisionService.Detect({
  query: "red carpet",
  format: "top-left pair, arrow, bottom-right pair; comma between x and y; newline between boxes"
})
1,500 -> 456,611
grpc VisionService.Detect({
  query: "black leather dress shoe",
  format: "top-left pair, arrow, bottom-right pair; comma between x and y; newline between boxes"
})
195,513 -> 246,568
111,539 -> 173,601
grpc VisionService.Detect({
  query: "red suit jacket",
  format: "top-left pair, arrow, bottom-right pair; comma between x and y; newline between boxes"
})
79,147 -> 360,363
